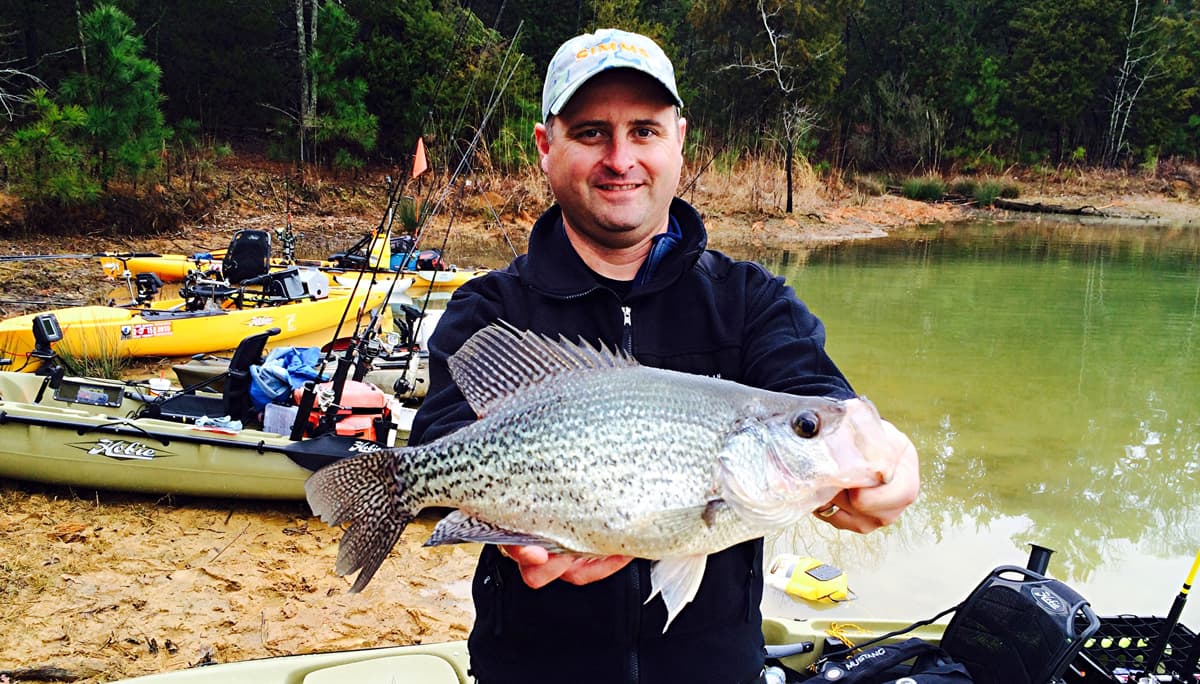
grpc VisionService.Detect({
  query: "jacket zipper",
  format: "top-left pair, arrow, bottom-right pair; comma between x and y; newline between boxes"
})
626,560 -> 642,683
621,305 -> 633,354
623,303 -> 638,683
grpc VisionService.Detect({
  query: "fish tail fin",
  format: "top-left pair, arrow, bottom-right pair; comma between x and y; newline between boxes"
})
305,449 -> 416,593
647,555 -> 709,633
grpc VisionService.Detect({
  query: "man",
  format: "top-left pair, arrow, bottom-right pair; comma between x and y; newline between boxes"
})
409,28 -> 920,684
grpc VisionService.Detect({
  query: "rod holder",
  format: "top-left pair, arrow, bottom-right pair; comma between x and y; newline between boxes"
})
1027,544 -> 1055,575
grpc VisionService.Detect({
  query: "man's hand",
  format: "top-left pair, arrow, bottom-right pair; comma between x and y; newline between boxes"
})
815,400 -> 920,533
500,546 -> 634,589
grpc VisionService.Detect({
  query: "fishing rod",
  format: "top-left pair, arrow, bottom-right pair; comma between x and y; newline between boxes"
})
1141,547 -> 1200,682
337,28 -> 526,346
398,43 -> 525,349
292,26 -> 525,442
291,168 -> 413,441
0,250 -> 161,262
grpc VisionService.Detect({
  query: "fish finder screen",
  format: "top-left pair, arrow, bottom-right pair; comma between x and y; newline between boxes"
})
34,314 -> 63,343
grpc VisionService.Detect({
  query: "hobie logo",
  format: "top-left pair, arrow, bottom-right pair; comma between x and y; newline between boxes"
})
72,438 -> 164,460
1032,587 -> 1067,614
349,440 -> 382,453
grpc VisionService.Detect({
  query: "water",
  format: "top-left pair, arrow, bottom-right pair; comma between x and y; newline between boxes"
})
745,221 -> 1200,628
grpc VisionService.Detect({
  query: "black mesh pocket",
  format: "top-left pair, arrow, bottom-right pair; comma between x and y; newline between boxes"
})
941,565 -> 1100,684
1066,615 -> 1198,682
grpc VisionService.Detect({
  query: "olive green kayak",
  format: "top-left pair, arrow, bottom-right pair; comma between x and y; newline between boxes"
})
106,617 -> 947,683
0,369 -> 413,500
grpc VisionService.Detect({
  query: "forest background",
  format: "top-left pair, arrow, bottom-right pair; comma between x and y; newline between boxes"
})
0,0 -> 1197,236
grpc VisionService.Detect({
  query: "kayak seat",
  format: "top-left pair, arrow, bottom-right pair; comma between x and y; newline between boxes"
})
239,266 -> 309,302
221,229 -> 272,284
148,327 -> 281,424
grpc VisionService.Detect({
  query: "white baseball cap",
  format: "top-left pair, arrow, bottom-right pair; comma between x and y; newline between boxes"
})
541,28 -> 682,122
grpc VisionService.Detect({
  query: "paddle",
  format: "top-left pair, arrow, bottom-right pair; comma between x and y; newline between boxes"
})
1142,547 -> 1200,681
0,250 -> 162,262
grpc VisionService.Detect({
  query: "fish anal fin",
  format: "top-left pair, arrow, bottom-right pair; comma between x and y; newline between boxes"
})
424,510 -> 561,549
648,555 -> 709,633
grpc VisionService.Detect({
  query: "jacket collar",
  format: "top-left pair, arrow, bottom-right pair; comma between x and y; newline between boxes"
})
521,197 -> 708,297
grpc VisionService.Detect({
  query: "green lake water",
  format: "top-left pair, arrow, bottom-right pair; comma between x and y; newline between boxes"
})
743,221 -> 1200,626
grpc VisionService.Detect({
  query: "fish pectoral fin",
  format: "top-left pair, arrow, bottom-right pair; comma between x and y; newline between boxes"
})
647,555 -> 709,633
717,458 -> 799,530
424,510 -> 558,549
624,502 -> 719,540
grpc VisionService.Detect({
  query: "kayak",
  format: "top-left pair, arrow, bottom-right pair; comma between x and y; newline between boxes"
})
98,251 -> 224,281
172,309 -> 443,401
103,616 -> 943,683
406,267 -> 490,292
0,368 -> 416,499
0,276 -> 398,373
173,351 -> 428,400
99,252 -> 489,292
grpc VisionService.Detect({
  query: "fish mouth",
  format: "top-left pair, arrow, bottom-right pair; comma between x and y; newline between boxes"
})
824,397 -> 899,488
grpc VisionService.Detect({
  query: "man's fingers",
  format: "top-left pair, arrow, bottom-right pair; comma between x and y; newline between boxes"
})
517,552 -> 576,589
560,555 -> 634,585
501,546 -> 635,588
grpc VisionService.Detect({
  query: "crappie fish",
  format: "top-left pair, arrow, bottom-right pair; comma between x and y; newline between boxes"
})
306,322 -> 897,630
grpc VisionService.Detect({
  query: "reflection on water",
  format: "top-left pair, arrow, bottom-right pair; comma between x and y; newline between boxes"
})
741,221 -> 1200,624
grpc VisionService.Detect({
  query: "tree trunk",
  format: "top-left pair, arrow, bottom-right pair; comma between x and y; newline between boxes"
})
307,0 -> 318,123
993,198 -> 1107,216
785,138 -> 794,213
296,0 -> 308,165
74,0 -> 87,75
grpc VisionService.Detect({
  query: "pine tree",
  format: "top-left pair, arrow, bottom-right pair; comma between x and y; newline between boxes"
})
58,3 -> 170,190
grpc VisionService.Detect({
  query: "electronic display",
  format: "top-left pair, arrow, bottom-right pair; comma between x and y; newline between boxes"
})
33,314 -> 63,344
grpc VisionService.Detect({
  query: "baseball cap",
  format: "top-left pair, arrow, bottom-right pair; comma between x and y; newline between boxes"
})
541,28 -> 682,122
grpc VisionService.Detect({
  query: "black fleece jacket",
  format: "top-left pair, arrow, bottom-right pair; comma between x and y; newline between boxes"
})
408,197 -> 853,684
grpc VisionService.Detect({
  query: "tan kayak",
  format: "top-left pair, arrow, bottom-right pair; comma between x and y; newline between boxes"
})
103,616 -> 944,683
0,368 -> 414,499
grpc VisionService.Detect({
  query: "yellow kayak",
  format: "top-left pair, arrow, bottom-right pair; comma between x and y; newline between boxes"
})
0,279 -> 394,373
98,251 -> 224,281
99,251 -> 488,292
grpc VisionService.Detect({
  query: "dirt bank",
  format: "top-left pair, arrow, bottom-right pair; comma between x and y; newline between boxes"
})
0,160 -> 1197,683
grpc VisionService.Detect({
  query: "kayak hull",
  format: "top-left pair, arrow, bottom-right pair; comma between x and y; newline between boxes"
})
0,284 -> 390,372
0,371 -> 414,499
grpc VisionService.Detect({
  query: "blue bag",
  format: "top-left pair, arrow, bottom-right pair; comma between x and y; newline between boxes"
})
249,346 -> 324,410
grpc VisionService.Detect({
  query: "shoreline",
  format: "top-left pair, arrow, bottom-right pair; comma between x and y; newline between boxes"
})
0,175 -> 1197,683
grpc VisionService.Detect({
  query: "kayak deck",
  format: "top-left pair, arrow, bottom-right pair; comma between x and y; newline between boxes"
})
107,617 -> 942,683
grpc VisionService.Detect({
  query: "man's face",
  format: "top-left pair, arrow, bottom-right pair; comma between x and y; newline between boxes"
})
534,70 -> 686,250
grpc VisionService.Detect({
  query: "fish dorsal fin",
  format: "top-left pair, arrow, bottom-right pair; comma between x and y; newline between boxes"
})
448,321 -> 637,417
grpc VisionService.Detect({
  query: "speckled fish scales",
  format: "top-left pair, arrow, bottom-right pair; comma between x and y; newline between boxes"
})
306,322 -> 890,630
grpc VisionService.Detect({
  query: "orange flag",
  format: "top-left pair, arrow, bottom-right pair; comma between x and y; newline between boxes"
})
411,136 -> 428,179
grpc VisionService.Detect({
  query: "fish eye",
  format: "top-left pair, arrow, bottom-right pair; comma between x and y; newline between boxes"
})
791,411 -> 820,438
